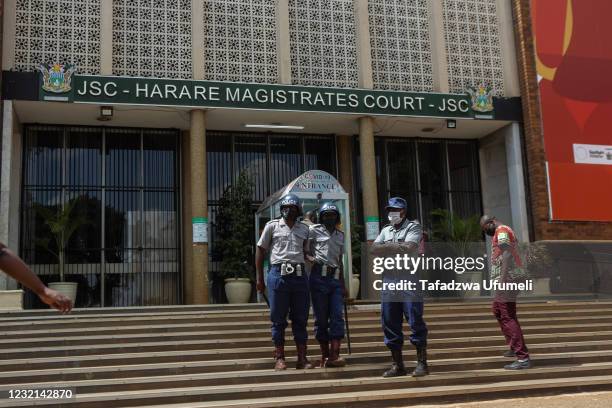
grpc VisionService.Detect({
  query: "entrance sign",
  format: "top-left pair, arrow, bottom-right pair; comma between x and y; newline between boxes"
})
40,73 -> 494,119
290,170 -> 345,193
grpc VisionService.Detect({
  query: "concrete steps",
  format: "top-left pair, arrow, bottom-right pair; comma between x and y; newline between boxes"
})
1,300 -> 611,407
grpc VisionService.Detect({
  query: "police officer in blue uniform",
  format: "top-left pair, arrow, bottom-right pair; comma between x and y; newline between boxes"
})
256,194 -> 314,370
373,197 -> 429,377
307,202 -> 348,367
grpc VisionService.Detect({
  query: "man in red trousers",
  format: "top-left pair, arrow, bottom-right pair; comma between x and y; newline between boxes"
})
480,215 -> 531,370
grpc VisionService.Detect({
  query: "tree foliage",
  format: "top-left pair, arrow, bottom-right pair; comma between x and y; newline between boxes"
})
216,171 -> 255,280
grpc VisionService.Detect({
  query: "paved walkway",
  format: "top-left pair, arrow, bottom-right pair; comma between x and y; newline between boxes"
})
408,391 -> 612,408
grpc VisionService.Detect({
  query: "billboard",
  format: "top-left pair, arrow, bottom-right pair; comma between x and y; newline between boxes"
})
532,0 -> 612,221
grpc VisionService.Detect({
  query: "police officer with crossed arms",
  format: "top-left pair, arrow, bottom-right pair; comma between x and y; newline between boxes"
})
256,194 -> 314,370
373,197 -> 429,377
307,202 -> 348,368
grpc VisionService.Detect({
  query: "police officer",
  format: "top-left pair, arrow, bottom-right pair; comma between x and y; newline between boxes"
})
307,202 -> 348,368
373,197 -> 429,377
256,194 -> 314,370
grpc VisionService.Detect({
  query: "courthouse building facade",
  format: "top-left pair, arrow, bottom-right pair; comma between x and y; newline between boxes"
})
0,0 -> 538,307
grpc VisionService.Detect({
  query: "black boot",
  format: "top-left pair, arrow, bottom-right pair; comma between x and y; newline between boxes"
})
382,348 -> 407,377
412,345 -> 429,377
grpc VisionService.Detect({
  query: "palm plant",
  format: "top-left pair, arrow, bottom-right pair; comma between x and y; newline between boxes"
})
430,209 -> 482,257
35,198 -> 91,282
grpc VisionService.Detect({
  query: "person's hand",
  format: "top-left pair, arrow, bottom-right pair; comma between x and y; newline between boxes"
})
256,279 -> 266,293
342,285 -> 348,298
38,287 -> 72,314
306,254 -> 316,263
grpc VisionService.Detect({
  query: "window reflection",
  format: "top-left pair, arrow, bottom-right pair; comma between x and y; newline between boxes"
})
21,125 -> 180,308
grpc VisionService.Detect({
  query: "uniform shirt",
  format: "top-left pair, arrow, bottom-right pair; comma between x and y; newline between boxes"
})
374,218 -> 423,245
308,224 -> 344,268
257,218 -> 309,264
490,224 -> 523,281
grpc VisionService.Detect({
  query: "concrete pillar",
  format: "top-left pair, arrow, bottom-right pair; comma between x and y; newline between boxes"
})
189,110 -> 209,304
192,0 -> 205,80
2,0 -> 15,70
353,0 -> 373,89
358,117 -> 379,241
0,100 -> 22,290
100,0 -> 113,75
496,0 -> 521,97
504,123 -> 530,242
479,124 -> 530,242
479,130 -> 512,227
181,131 -> 193,304
336,135 -> 354,207
276,0 -> 292,84
427,0 -> 450,93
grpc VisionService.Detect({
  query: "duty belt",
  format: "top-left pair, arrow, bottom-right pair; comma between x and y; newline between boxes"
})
280,263 -> 303,277
317,263 -> 340,280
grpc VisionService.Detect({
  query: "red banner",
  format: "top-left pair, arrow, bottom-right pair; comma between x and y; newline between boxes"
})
532,0 -> 612,221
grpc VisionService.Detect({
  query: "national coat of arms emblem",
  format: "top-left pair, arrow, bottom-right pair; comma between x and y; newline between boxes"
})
466,84 -> 494,113
37,63 -> 76,93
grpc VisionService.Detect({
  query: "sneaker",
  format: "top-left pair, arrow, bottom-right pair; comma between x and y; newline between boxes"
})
503,349 -> 516,358
504,359 -> 532,370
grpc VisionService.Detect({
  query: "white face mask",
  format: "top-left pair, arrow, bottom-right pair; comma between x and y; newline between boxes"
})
388,212 -> 402,225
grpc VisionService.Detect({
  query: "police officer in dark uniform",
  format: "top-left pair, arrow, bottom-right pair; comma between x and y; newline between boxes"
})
307,202 -> 348,367
373,197 -> 429,377
256,194 -> 314,370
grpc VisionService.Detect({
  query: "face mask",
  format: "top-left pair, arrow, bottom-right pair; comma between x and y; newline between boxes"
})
281,207 -> 297,221
388,211 -> 402,225
322,217 -> 336,228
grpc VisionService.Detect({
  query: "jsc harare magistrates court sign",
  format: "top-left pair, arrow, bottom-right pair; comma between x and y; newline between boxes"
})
39,71 -> 495,119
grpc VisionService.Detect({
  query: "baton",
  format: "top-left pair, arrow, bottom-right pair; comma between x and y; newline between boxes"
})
344,300 -> 352,354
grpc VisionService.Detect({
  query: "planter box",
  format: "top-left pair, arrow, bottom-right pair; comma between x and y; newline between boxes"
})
0,290 -> 23,310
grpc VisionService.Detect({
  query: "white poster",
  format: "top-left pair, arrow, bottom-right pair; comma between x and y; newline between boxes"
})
192,217 -> 208,243
573,144 -> 612,165
366,217 -> 379,241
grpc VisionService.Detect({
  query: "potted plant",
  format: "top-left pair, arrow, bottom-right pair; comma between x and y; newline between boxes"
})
349,213 -> 364,299
430,209 -> 483,297
35,198 -> 91,303
215,171 -> 255,303
518,241 -> 553,295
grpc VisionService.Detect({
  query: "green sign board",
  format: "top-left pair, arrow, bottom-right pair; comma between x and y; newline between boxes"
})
39,72 -> 495,119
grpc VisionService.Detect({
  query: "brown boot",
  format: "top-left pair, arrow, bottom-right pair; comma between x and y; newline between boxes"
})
274,344 -> 287,370
295,343 -> 314,369
325,339 -> 347,367
316,341 -> 330,368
